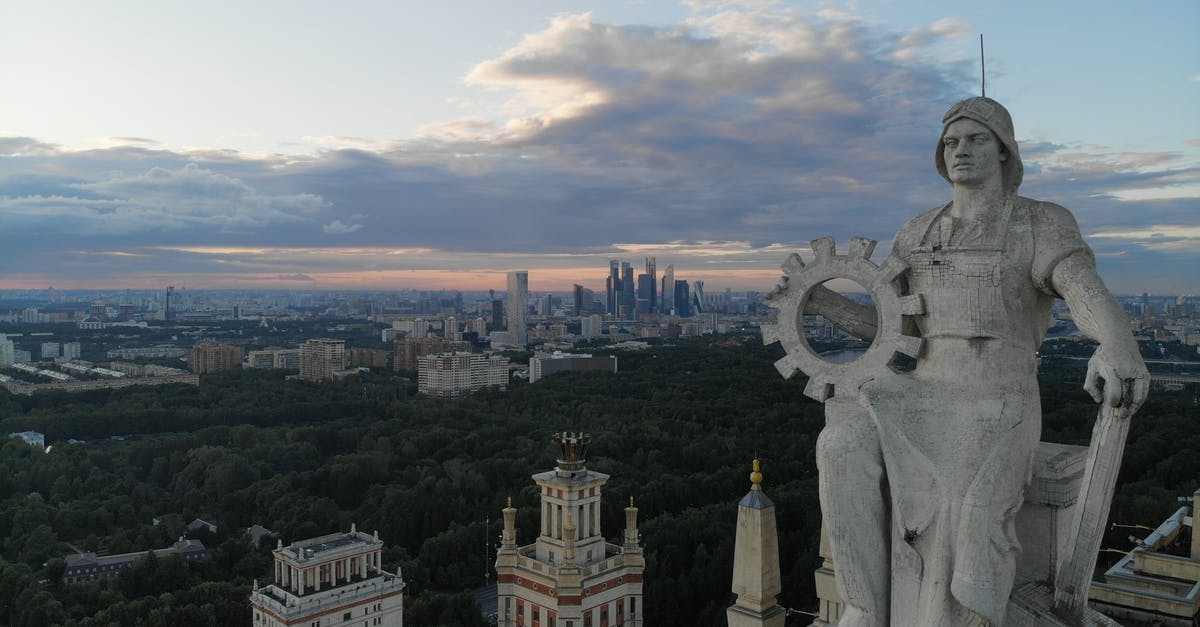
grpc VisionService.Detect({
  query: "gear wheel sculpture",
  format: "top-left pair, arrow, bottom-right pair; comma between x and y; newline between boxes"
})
761,236 -> 925,402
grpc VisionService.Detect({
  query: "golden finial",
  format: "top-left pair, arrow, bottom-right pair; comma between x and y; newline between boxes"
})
750,458 -> 763,486
629,496 -> 635,508
506,496 -> 513,508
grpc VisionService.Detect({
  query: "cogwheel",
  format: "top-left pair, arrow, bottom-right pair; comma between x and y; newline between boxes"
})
761,235 -> 924,402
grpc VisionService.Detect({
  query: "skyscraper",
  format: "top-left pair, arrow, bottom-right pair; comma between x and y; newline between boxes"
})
492,300 -> 505,331
607,260 -> 620,315
506,271 -> 528,346
573,284 -> 586,316
693,280 -> 705,314
621,262 -> 635,316
646,257 -> 657,313
674,280 -> 691,318
661,265 -> 675,315
636,274 -> 654,316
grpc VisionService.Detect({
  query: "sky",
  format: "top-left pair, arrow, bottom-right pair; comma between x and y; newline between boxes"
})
1,0 -> 1197,295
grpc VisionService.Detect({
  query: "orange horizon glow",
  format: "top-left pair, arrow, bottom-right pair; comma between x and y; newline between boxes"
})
0,267 -> 786,293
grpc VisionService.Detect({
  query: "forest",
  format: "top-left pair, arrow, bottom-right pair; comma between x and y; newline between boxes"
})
0,335 -> 1196,626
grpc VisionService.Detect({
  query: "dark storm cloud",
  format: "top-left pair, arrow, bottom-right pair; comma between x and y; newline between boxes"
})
1,8 -> 1194,291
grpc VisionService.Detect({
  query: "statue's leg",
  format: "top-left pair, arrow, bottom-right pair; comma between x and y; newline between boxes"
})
816,395 -> 889,627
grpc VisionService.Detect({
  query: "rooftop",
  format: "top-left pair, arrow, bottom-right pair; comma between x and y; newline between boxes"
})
277,528 -> 381,564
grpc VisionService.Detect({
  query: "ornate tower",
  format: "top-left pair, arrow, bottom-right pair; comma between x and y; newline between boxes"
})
496,432 -> 645,627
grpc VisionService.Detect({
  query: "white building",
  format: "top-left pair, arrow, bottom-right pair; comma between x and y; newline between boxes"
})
9,431 -> 46,451
507,271 -> 529,346
41,342 -> 60,360
250,525 -> 404,627
496,433 -> 644,627
0,334 -> 13,367
417,352 -> 509,397
62,342 -> 81,360
580,315 -> 603,339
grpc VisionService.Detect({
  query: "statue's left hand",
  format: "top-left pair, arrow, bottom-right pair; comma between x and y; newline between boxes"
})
1084,343 -> 1149,412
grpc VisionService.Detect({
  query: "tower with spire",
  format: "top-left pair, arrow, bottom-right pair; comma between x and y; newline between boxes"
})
496,432 -> 645,627
728,459 -> 786,627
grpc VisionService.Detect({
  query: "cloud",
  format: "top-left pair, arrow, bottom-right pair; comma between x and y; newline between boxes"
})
892,17 -> 972,62
322,219 -> 364,234
2,162 -> 328,235
1,5 -> 1195,294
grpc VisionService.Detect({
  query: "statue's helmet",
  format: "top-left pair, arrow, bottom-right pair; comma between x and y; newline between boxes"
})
935,96 -> 1023,193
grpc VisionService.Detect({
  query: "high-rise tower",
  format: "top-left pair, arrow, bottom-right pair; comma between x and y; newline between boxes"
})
495,433 -> 645,627
507,271 -> 529,346
620,262 -> 635,317
607,260 -> 621,315
645,257 -> 657,313
660,265 -> 675,315
674,279 -> 691,318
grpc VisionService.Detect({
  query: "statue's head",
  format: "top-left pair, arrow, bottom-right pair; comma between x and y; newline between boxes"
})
935,97 -> 1023,193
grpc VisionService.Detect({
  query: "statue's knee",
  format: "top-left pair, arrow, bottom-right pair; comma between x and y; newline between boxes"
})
816,421 -> 870,466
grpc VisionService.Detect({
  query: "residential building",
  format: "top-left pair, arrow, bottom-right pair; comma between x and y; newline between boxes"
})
417,352 -> 509,397
249,525 -> 404,627
41,342 -> 60,360
495,432 -> 644,627
191,343 -> 245,374
393,338 -> 452,372
247,350 -> 278,369
64,539 -> 207,584
300,339 -> 346,382
580,315 -> 603,339
348,348 -> 389,369
62,341 -> 81,360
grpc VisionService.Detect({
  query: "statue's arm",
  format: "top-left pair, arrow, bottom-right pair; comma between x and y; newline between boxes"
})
1051,252 -> 1149,411
804,285 -> 878,342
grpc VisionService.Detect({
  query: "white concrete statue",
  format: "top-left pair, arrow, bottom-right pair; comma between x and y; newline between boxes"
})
763,97 -> 1149,626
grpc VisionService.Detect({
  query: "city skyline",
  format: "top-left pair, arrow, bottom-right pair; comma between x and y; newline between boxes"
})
1,1 -> 1197,294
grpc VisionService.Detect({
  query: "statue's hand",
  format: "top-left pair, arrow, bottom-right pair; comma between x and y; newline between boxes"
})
1084,343 -> 1149,412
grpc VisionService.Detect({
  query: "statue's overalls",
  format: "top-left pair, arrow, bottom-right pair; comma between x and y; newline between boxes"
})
817,197 -> 1090,626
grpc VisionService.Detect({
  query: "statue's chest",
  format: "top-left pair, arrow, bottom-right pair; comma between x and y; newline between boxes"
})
905,219 -> 1038,338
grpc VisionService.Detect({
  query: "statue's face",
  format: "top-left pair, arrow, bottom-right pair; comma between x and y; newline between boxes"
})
942,118 -> 1007,187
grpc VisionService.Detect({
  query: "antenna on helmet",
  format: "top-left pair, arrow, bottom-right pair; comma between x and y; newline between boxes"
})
979,34 -> 986,97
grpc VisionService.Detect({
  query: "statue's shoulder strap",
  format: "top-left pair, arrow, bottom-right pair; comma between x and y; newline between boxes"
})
891,203 -> 947,256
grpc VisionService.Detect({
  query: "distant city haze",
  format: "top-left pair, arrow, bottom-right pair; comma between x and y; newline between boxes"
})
1,2 -> 1196,295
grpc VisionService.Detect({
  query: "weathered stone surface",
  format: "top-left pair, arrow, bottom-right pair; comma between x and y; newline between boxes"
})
765,97 -> 1148,626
